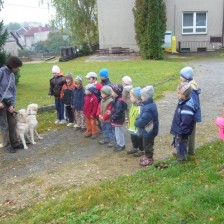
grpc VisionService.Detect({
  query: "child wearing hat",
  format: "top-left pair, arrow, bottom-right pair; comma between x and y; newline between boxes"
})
71,76 -> 85,131
111,84 -> 127,152
49,65 -> 66,124
134,86 -> 159,166
122,75 -> 133,121
99,68 -> 113,87
60,72 -> 76,126
97,86 -> 115,147
83,84 -> 99,139
85,71 -> 102,102
179,66 -> 201,155
170,82 -> 195,162
127,87 -> 144,157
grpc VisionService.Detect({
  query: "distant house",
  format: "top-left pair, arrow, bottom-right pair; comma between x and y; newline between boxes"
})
97,0 -> 224,52
23,26 -> 51,49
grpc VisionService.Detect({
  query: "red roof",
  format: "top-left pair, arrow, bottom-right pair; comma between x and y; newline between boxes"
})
24,26 -> 51,37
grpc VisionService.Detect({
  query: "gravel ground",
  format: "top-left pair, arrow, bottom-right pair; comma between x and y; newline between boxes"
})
0,59 -> 223,217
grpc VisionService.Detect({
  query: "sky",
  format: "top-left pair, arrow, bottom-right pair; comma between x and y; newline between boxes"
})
0,0 -> 56,25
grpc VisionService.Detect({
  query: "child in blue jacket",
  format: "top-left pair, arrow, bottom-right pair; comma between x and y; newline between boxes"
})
179,66 -> 201,155
170,82 -> 195,162
134,86 -> 159,166
71,76 -> 85,131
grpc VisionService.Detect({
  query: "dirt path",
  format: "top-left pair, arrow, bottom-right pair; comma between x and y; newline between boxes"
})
0,59 -> 223,217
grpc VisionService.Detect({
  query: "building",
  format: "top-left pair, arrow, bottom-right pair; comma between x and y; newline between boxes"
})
23,26 -> 51,49
97,0 -> 224,52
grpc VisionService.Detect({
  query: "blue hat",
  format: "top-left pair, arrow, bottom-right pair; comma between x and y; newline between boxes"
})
131,87 -> 142,100
180,67 -> 194,81
99,68 -> 109,78
85,83 -> 95,93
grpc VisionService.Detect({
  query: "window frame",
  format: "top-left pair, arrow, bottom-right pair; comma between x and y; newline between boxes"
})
182,11 -> 207,35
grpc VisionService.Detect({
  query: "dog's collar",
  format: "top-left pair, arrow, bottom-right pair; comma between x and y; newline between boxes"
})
27,113 -> 36,116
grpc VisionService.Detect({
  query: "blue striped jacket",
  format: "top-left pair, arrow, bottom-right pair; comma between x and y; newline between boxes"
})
170,97 -> 195,137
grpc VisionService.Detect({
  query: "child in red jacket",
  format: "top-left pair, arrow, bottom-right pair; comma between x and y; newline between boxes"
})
83,84 -> 99,139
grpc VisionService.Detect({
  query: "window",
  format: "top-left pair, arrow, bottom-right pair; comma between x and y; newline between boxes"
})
182,12 -> 207,34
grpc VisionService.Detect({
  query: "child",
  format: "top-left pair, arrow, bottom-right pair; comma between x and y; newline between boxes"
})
126,87 -> 144,157
99,68 -> 113,87
83,84 -> 99,139
170,82 -> 195,162
48,65 -> 66,124
111,84 -> 127,152
122,75 -> 133,121
216,115 -> 224,141
98,86 -> 115,147
179,66 -> 201,155
71,76 -> 85,131
134,86 -> 159,166
60,72 -> 75,126
85,71 -> 102,102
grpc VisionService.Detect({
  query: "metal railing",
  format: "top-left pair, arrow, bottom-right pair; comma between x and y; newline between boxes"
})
178,41 -> 222,52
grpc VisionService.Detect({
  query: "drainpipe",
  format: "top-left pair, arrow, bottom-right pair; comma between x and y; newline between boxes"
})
222,0 -> 224,46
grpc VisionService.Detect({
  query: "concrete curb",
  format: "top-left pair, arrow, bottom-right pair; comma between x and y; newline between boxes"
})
38,104 -> 55,113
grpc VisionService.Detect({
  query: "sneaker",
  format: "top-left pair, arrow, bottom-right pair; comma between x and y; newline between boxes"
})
59,119 -> 67,124
84,133 -> 92,138
67,123 -> 73,127
127,148 -> 138,154
54,119 -> 60,124
73,124 -> 79,128
80,127 -> 86,132
99,139 -> 110,145
114,145 -> 125,152
91,135 -> 97,139
133,150 -> 144,157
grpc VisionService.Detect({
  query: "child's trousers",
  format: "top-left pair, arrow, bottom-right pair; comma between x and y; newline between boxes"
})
85,117 -> 97,135
75,110 -> 85,128
131,134 -> 143,151
143,137 -> 155,159
176,136 -> 188,161
113,125 -> 125,147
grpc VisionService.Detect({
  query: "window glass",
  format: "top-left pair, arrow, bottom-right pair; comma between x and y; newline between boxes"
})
183,13 -> 193,26
196,28 -> 206,33
183,28 -> 194,33
196,13 -> 206,26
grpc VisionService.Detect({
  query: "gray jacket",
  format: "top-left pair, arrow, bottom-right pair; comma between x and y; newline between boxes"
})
0,66 -> 16,106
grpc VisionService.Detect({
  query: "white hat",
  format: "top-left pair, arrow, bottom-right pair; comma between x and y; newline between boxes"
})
85,72 -> 97,79
122,76 -> 132,85
52,65 -> 61,74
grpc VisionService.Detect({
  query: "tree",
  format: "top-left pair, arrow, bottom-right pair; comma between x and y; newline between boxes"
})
48,0 -> 98,52
133,0 -> 166,59
0,1 -> 8,67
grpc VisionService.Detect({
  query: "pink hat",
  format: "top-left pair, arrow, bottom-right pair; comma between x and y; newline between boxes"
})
122,76 -> 132,85
216,116 -> 224,140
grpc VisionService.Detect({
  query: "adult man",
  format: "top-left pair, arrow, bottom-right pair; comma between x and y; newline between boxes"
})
0,56 -> 23,153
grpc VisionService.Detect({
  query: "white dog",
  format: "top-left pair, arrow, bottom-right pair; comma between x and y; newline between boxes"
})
16,109 -> 30,150
26,103 -> 43,145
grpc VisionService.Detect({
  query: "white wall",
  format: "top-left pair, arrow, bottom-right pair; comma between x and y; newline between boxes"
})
97,0 -> 138,50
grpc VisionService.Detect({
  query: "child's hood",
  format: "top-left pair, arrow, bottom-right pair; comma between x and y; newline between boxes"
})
190,79 -> 198,90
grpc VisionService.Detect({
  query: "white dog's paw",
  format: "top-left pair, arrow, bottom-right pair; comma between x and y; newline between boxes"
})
24,146 -> 29,150
32,141 -> 37,145
39,136 -> 43,140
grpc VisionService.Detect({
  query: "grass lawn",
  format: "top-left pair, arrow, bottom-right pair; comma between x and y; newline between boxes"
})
16,57 -> 183,132
3,140 -> 224,224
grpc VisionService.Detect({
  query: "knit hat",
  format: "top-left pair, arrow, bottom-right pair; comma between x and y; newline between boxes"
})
177,82 -> 192,97
75,76 -> 82,83
122,76 -> 132,85
131,87 -> 142,100
101,86 -> 112,95
99,68 -> 109,79
85,83 -> 95,93
65,72 -> 73,81
85,72 -> 97,79
141,86 -> 154,100
52,65 -> 60,74
112,84 -> 123,95
180,67 -> 194,81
